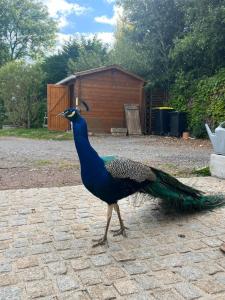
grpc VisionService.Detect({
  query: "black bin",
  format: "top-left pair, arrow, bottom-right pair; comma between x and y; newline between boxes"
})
151,107 -> 174,135
169,111 -> 187,137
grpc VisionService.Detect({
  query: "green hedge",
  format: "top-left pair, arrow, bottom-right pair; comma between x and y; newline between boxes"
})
170,69 -> 225,137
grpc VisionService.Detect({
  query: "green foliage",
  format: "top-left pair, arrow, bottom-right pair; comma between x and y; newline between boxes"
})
0,0 -> 57,62
115,0 -> 184,87
170,69 -> 225,137
42,36 -> 110,94
0,60 -> 46,128
192,166 -> 211,177
170,0 -> 225,79
0,98 -> 6,128
42,39 -> 80,85
67,36 -> 109,73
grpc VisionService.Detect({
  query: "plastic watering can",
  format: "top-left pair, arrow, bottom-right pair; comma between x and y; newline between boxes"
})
205,121 -> 225,155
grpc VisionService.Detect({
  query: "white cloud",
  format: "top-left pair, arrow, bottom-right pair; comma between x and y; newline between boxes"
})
42,0 -> 88,28
85,32 -> 115,46
95,5 -> 123,26
55,32 -> 115,52
105,0 -> 116,3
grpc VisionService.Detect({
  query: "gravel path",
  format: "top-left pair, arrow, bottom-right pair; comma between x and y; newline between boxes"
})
0,135 -> 212,190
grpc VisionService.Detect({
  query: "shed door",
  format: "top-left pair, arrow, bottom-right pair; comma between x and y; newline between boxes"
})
47,84 -> 70,131
124,104 -> 142,135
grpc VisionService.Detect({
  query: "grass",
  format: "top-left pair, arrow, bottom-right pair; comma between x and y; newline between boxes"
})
0,128 -> 73,140
192,166 -> 211,176
35,160 -> 53,167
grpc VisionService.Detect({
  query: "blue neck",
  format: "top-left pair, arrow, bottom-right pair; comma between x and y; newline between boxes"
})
72,116 -> 104,176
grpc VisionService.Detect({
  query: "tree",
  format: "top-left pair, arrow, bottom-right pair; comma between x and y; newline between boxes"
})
67,36 -> 109,73
115,0 -> 184,88
0,61 -> 45,128
170,0 -> 225,79
0,0 -> 57,62
42,39 -> 80,85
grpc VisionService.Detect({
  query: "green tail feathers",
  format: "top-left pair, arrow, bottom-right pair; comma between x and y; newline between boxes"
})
144,168 -> 225,211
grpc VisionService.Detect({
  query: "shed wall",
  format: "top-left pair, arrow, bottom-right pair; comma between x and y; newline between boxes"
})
76,69 -> 144,133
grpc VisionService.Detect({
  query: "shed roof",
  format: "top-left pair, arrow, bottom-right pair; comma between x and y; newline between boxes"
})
56,64 -> 145,85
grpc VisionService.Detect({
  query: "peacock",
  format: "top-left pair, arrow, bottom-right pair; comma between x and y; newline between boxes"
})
59,103 -> 225,247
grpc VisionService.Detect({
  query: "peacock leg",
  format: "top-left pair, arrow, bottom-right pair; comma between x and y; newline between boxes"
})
111,203 -> 128,237
92,204 -> 113,247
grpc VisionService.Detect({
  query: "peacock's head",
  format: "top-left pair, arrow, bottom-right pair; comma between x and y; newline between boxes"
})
58,108 -> 79,121
58,100 -> 89,122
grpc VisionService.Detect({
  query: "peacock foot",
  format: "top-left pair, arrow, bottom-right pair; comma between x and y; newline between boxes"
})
111,226 -> 128,237
92,236 -> 108,248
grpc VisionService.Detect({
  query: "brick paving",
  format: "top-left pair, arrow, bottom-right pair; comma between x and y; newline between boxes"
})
0,177 -> 225,299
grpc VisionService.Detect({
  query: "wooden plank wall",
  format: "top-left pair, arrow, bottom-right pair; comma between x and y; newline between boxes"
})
47,84 -> 70,131
76,69 -> 144,133
145,89 -> 169,134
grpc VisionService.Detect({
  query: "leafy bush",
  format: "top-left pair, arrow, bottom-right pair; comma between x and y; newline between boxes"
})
0,61 -> 46,128
170,69 -> 225,137
0,99 -> 6,128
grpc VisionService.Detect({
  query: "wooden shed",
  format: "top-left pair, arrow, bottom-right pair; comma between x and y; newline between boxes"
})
47,65 -> 145,133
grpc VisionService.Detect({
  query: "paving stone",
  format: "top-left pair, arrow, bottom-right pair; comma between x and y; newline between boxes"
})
114,279 -> 139,295
174,266 -> 204,281
148,259 -> 166,271
0,286 -> 22,300
111,251 -> 136,262
53,232 -> 73,241
10,217 -> 27,226
196,278 -> 225,294
41,253 -> 60,264
0,241 -> 10,251
4,248 -> 27,259
0,274 -> 17,287
87,284 -> 117,299
56,275 -> 79,292
32,235 -> 52,244
15,256 -> 39,269
53,241 -> 72,251
60,249 -> 83,260
48,261 -> 67,275
122,261 -> 149,275
12,239 -> 29,248
154,270 -> 182,285
0,262 -> 11,273
62,291 -> 90,300
135,274 -> 161,290
18,208 -> 34,215
197,262 -> 223,275
175,282 -> 204,299
78,269 -> 102,286
71,258 -> 90,271
31,244 -> 52,255
161,254 -> 184,267
201,238 -> 222,247
20,267 -> 45,281
186,241 -> 207,251
102,265 -> 126,283
1,180 -> 225,299
26,280 -> 53,298
153,288 -> 184,300
90,254 -> 112,267
213,272 -> 225,285
122,291 -> 155,300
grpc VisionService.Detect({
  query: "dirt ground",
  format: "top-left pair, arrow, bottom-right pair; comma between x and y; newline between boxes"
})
0,135 -> 212,190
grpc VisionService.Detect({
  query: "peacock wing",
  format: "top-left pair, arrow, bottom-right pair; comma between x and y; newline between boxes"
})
105,157 -> 156,182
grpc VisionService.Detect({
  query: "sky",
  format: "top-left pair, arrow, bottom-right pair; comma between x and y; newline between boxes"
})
42,0 -> 121,49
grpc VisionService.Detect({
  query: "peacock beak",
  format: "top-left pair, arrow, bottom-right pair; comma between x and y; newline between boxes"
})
57,112 -> 65,117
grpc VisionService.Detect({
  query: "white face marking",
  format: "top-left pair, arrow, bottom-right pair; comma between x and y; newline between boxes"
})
67,111 -> 76,118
